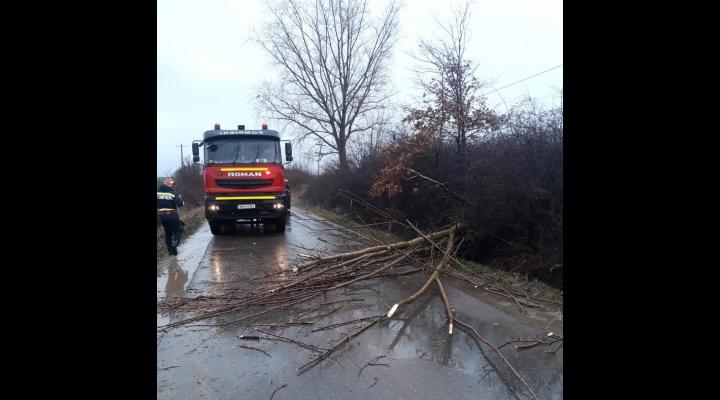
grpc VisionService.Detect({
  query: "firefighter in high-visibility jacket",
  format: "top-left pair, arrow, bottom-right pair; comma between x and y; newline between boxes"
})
157,178 -> 184,256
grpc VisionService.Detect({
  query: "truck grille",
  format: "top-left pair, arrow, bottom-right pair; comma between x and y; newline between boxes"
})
215,179 -> 273,189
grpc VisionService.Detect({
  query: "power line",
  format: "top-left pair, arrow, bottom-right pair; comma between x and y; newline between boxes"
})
482,64 -> 563,96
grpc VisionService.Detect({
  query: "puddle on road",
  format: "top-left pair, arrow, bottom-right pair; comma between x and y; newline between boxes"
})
157,222 -> 213,327
157,222 -> 213,298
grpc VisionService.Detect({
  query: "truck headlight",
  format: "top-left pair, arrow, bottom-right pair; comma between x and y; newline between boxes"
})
273,203 -> 284,209
208,204 -> 219,211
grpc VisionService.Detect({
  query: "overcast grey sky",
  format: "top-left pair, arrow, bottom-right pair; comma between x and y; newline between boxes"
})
157,0 -> 562,176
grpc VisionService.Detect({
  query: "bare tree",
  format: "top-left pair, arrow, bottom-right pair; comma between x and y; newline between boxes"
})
254,0 -> 401,174
405,0 -> 502,153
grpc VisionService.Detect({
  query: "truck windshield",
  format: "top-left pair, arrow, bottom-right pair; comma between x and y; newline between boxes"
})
205,139 -> 281,165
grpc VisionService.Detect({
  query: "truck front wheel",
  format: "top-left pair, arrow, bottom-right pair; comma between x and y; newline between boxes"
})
275,218 -> 286,233
209,221 -> 222,235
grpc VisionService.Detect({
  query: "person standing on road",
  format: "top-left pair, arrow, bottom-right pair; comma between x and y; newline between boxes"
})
157,178 -> 184,256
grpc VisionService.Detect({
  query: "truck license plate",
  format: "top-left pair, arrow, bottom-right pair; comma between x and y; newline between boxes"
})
237,204 -> 255,209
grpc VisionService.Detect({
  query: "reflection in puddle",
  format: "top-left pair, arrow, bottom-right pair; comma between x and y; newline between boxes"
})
211,256 -> 224,282
165,259 -> 189,298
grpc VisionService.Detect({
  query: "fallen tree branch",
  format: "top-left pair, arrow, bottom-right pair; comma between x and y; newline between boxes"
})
297,316 -> 385,375
406,220 -> 475,275
336,190 -> 409,229
253,321 -> 314,328
254,328 -> 329,353
455,318 -> 537,400
311,315 -> 385,332
386,226 -> 456,318
405,167 -> 476,206
269,383 -> 287,400
296,225 -> 458,272
435,277 -> 454,335
358,355 -> 390,376
237,344 -> 272,358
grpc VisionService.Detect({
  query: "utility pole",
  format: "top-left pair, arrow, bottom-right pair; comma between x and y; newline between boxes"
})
315,141 -> 323,175
177,144 -> 185,167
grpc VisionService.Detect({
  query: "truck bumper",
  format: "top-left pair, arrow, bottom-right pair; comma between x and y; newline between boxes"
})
204,194 -> 288,223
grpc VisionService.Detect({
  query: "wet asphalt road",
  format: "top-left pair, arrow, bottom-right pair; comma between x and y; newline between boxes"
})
157,207 -> 563,400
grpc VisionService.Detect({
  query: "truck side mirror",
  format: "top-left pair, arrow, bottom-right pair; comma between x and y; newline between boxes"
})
192,142 -> 200,163
285,142 -> 293,162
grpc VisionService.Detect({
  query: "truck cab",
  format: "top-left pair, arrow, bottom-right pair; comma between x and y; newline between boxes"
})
192,124 -> 293,235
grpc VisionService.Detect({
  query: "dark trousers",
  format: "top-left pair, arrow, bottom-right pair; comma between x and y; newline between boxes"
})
160,214 -> 184,250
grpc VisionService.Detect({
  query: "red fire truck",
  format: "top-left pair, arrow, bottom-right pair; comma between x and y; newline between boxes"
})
192,123 -> 293,235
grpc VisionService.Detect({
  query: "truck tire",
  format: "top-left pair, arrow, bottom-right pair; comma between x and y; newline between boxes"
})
209,221 -> 222,235
275,219 -> 286,233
